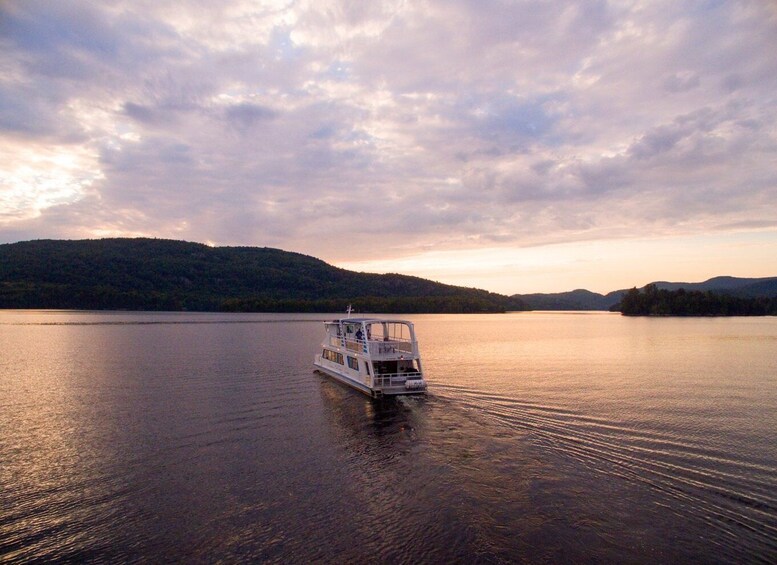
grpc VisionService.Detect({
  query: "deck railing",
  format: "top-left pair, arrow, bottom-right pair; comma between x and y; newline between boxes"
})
372,372 -> 423,389
368,340 -> 415,356
327,335 -> 417,358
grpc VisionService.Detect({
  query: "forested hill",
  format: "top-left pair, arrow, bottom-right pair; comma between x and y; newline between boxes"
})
514,276 -> 777,311
616,284 -> 777,316
0,238 -> 526,313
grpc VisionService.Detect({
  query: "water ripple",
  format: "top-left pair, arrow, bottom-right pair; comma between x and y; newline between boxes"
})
432,384 -> 777,562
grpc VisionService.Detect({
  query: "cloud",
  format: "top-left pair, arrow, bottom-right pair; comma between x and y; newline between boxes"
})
0,0 -> 775,268
662,71 -> 700,93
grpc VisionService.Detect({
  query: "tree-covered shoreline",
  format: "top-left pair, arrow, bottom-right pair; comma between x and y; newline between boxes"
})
0,238 -> 526,313
614,284 -> 777,316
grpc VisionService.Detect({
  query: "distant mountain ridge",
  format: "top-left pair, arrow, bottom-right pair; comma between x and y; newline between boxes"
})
0,238 -> 526,313
649,276 -> 777,295
515,289 -> 617,311
514,276 -> 777,311
1,238 -> 773,313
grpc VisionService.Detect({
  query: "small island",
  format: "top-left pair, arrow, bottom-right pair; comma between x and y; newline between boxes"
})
614,284 -> 777,317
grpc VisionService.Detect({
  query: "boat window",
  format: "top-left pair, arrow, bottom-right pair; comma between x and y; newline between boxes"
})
347,356 -> 359,371
374,360 -> 399,375
366,323 -> 384,341
323,349 -> 344,364
367,322 -> 411,342
387,323 -> 410,341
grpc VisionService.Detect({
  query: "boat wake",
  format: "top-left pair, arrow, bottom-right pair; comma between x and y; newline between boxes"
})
433,382 -> 777,562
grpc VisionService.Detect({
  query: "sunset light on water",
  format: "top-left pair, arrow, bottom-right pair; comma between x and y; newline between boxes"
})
2,1 -> 776,562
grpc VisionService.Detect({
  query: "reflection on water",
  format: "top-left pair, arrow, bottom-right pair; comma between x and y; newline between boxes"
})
1,311 -> 776,563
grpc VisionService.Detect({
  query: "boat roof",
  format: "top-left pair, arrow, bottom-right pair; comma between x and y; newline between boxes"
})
328,317 -> 413,324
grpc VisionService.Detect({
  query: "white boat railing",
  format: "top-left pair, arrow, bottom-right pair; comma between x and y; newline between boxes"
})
327,336 -> 417,358
373,372 -> 423,388
368,340 -> 415,356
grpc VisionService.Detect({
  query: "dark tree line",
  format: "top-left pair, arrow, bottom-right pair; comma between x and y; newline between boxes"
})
0,238 -> 527,313
222,294 -> 515,313
614,284 -> 777,316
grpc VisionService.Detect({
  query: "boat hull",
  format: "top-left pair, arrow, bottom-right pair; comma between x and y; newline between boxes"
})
313,360 -> 425,398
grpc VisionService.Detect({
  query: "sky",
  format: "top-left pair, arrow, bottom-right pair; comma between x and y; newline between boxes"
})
1,0 -> 776,294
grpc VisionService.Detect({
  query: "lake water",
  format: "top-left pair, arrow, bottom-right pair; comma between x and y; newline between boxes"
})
1,310 -> 775,563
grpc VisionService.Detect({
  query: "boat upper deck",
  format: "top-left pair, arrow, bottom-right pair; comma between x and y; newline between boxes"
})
322,317 -> 419,360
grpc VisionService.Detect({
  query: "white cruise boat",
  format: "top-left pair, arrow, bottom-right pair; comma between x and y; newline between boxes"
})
313,313 -> 426,398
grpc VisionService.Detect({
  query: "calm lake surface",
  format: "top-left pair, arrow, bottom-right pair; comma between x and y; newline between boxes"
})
1,310 -> 776,563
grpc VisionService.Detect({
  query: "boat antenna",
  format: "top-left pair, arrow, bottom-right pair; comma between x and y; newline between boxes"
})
346,304 -> 353,318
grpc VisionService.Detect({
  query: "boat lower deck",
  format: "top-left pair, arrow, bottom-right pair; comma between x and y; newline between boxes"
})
314,360 -> 426,398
